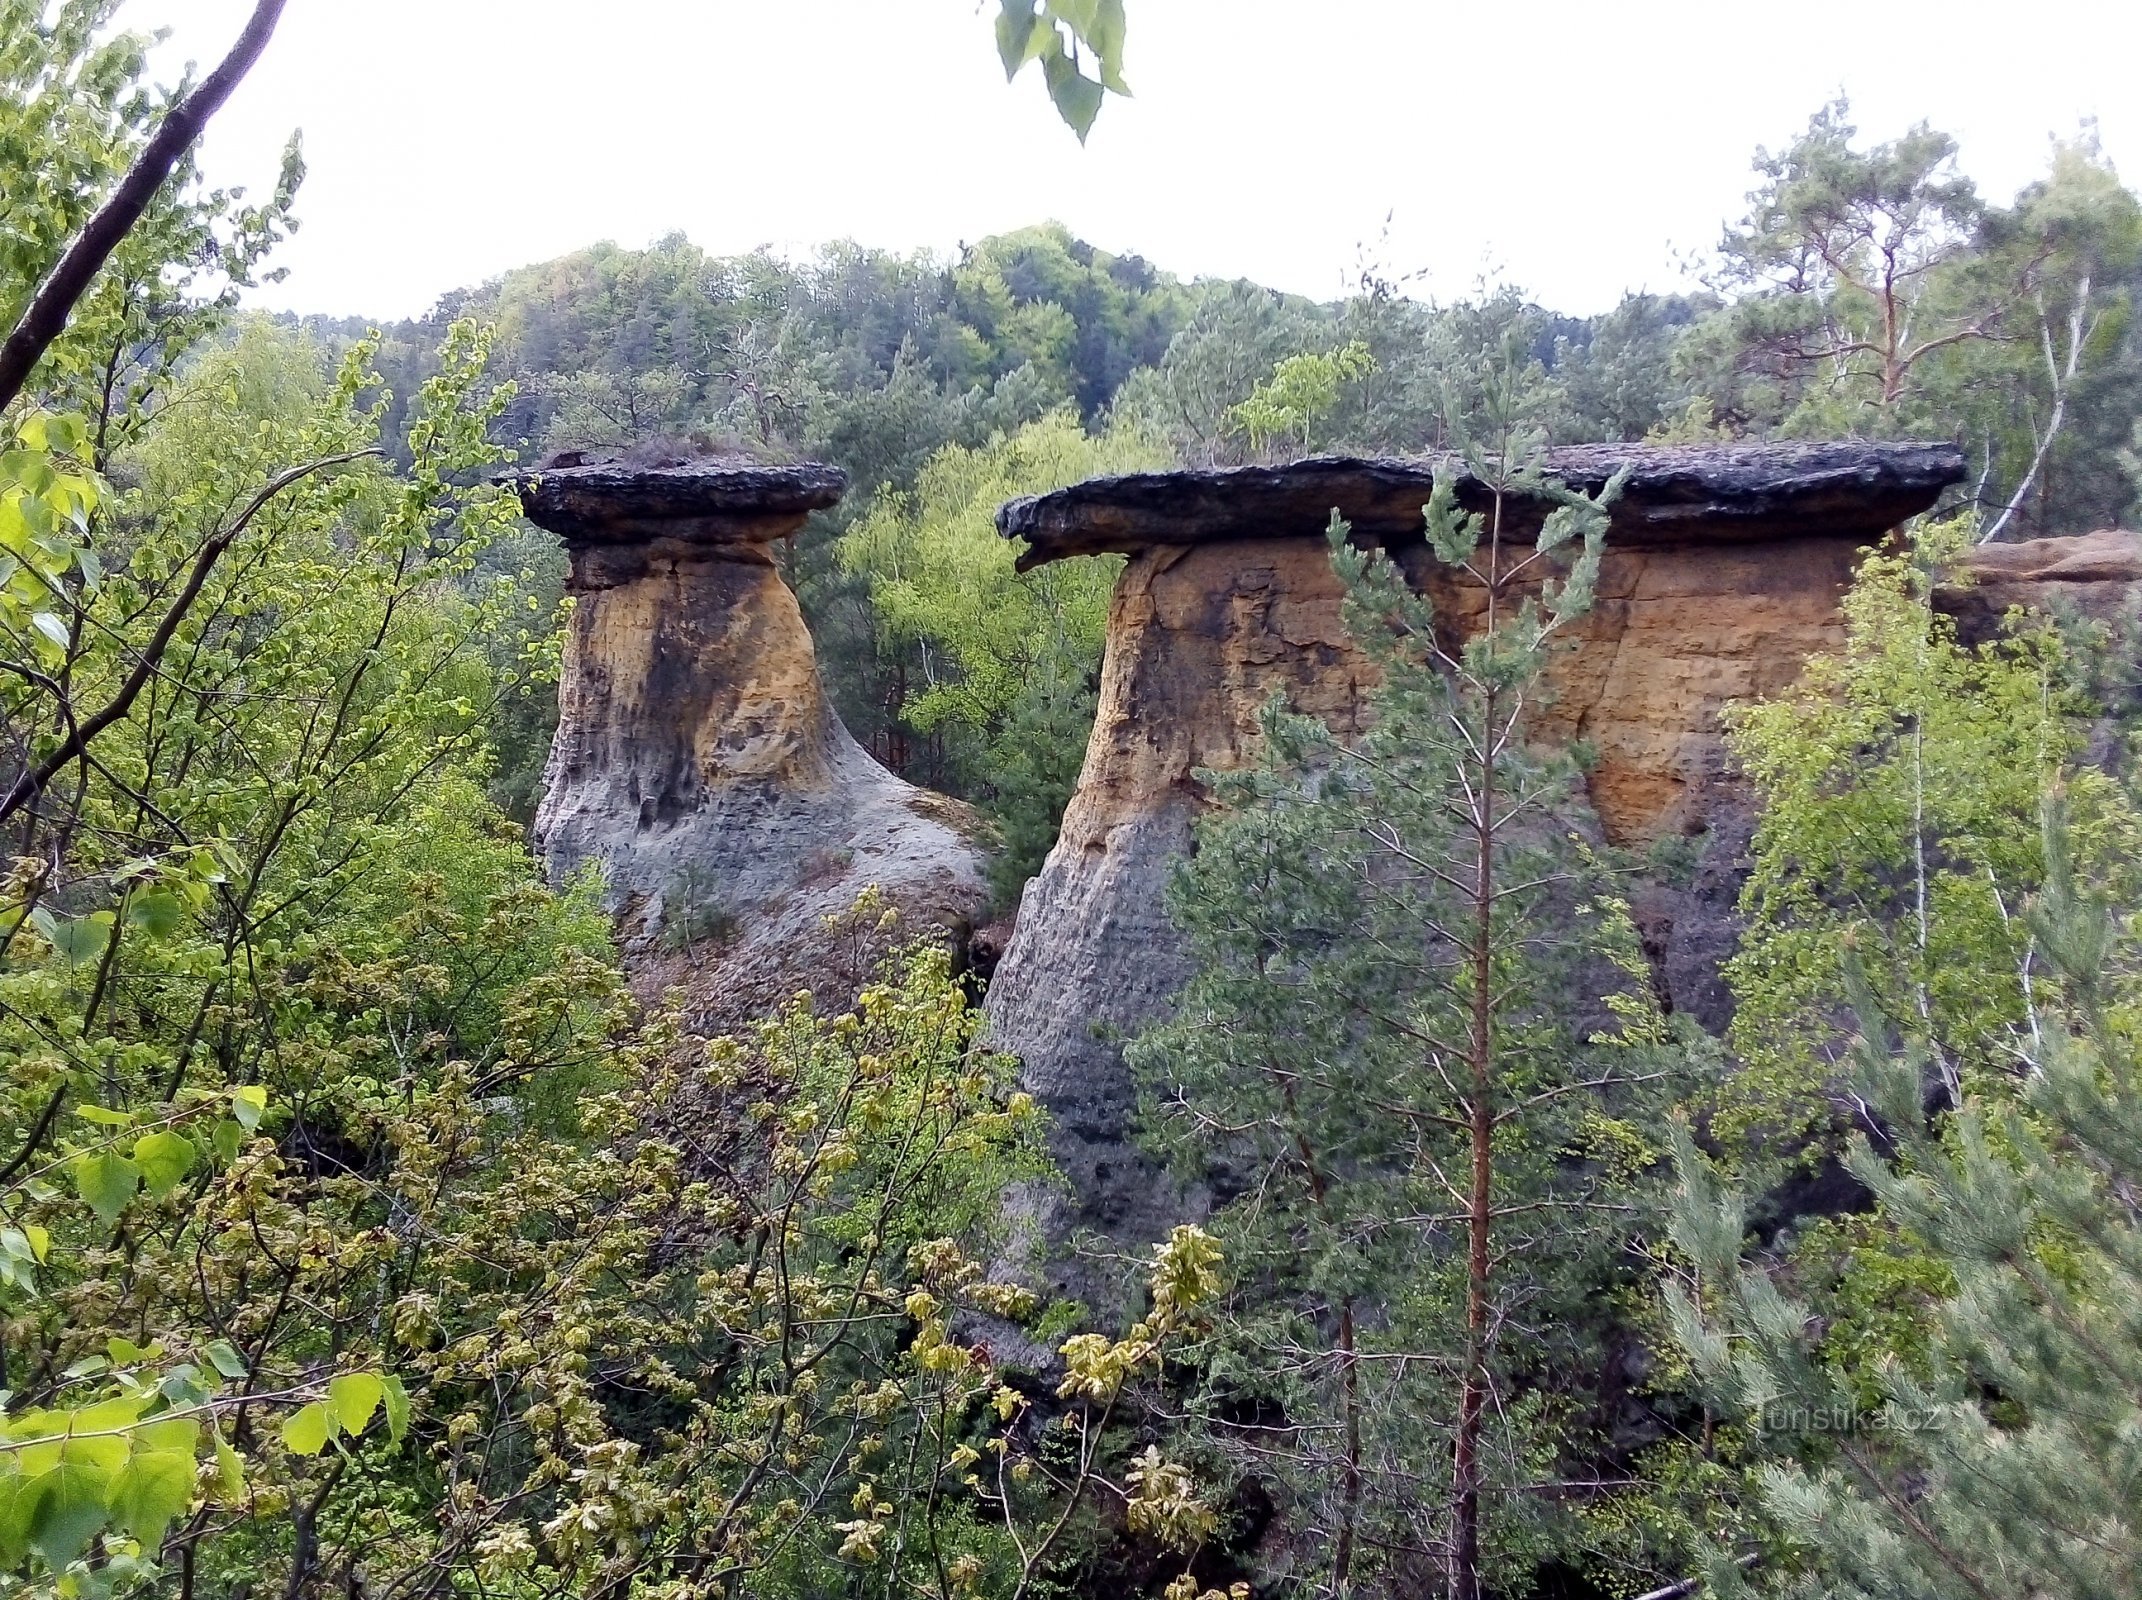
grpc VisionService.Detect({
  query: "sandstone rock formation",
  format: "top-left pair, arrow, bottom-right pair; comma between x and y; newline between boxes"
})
517,451 -> 988,1029
985,442 -> 1972,1259
1939,527 -> 2142,644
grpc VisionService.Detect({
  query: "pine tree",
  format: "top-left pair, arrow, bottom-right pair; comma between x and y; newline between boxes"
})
1670,802 -> 2142,1600
1131,349 -> 1683,1598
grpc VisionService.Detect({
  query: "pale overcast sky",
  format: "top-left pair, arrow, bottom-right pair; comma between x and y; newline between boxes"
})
155,0 -> 2142,321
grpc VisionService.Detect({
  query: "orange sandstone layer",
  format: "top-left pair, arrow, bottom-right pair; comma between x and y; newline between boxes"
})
985,444 -> 1981,1253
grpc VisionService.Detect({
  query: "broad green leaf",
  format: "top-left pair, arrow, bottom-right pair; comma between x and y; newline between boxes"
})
212,1118 -> 243,1164
0,1472 -> 29,1565
24,1458 -> 110,1569
1042,49 -> 1104,142
380,1374 -> 410,1444
203,1340 -> 248,1380
994,0 -> 1039,76
123,888 -> 185,938
72,1150 -> 141,1227
29,610 -> 68,649
1088,0 -> 1129,89
132,1418 -> 197,1455
108,1448 -> 195,1545
132,1130 -> 195,1198
328,1372 -> 384,1436
230,1085 -> 268,1131
44,911 -> 113,967
157,1365 -> 211,1407
69,1399 -> 148,1459
281,1401 -> 333,1456
74,1103 -> 132,1127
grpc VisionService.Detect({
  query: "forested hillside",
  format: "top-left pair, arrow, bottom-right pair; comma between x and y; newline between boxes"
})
7,5 -> 2142,1600
297,111 -> 2142,874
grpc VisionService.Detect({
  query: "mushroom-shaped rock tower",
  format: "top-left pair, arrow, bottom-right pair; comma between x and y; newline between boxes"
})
516,452 -> 988,1026
984,441 -> 1975,1255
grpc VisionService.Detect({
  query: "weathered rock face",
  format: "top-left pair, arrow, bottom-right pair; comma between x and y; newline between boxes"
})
519,453 -> 988,1029
1939,528 -> 2142,643
986,443 -> 1973,1261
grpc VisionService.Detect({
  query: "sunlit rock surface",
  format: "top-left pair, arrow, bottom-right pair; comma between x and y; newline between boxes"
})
986,442 -> 1973,1264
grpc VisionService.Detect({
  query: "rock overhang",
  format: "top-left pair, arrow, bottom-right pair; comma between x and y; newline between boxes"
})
998,440 -> 1969,569
506,450 -> 849,546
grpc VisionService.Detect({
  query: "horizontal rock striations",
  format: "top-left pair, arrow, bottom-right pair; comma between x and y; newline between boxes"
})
984,441 -> 1973,1272
517,451 -> 988,1028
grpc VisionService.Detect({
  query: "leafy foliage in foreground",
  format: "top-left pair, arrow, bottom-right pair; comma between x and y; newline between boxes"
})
1719,521 -> 2141,1150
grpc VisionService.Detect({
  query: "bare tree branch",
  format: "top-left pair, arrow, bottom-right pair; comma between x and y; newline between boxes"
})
0,0 -> 287,412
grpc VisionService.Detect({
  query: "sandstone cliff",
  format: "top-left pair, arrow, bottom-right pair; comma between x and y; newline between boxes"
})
985,443 -> 1983,1257
518,452 -> 988,1029
1939,527 -> 2142,643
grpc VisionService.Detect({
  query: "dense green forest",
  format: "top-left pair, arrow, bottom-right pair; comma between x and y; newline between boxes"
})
5,3 -> 2142,1599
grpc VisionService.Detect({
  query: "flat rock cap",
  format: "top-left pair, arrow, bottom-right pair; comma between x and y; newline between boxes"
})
507,450 -> 848,543
1000,440 -> 1967,568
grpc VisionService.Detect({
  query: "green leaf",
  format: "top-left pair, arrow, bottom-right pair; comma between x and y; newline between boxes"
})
29,610 -> 68,649
213,1437 -> 245,1501
24,1458 -> 110,1570
380,1374 -> 410,1444
1042,50 -> 1104,142
132,1417 -> 197,1455
1088,0 -> 1129,89
203,1340 -> 248,1380
157,1365 -> 211,1407
132,1130 -> 195,1199
109,1447 -> 196,1546
230,1085 -> 268,1132
74,1103 -> 132,1127
281,1401 -> 333,1456
72,1150 -> 141,1227
123,888 -> 185,938
44,911 -> 113,967
211,1118 -> 243,1165
994,0 -> 1039,77
0,1472 -> 29,1566
328,1372 -> 384,1437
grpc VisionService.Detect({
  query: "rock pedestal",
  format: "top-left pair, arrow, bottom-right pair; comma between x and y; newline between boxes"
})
516,452 -> 988,1029
985,442 -> 1971,1258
